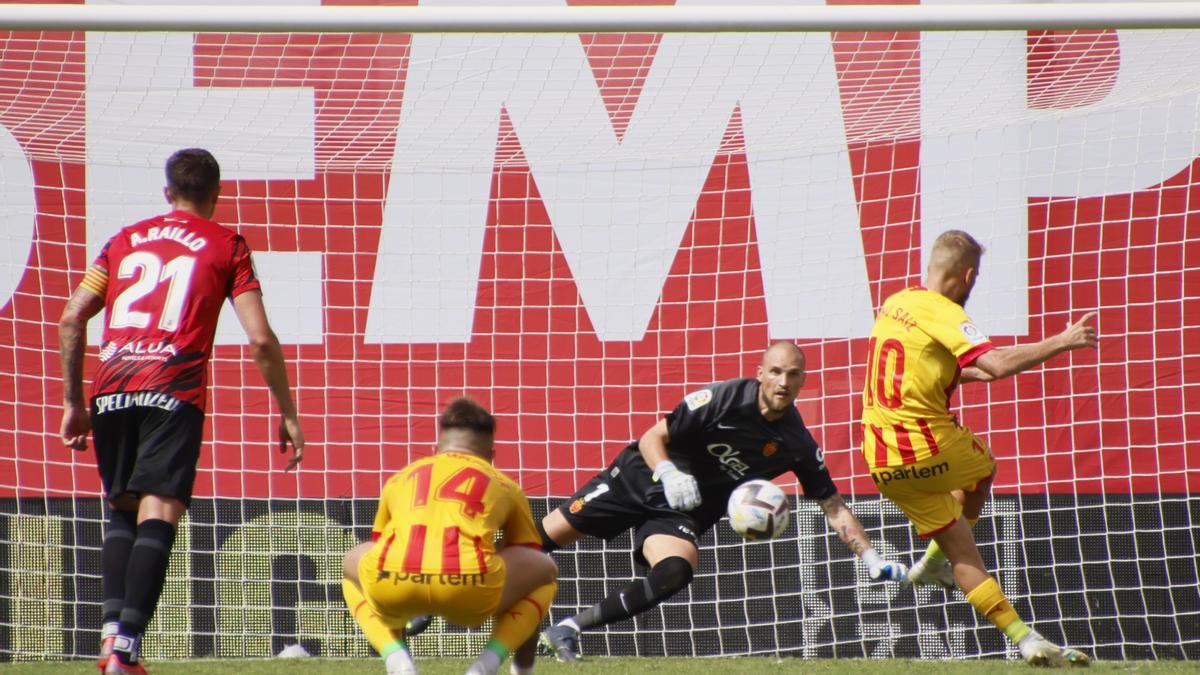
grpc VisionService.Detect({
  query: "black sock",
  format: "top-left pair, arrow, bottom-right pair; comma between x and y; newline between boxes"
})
116,519 -> 177,664
572,556 -> 693,630
101,509 -> 137,626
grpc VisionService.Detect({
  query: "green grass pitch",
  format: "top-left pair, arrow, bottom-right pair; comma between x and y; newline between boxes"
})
2,658 -> 1195,674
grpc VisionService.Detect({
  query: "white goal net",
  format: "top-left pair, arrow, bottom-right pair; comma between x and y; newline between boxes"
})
1,0 -> 1197,664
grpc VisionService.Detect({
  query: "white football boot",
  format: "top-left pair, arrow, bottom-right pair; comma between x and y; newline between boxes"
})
1019,630 -> 1091,667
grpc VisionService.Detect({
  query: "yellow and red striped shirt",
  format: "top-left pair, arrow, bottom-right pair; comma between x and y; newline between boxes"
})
861,287 -> 994,469
368,452 -> 540,575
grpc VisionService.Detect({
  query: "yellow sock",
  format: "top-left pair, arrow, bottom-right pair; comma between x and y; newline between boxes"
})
964,577 -> 1030,644
490,581 -> 557,653
923,540 -> 947,563
342,578 -> 405,653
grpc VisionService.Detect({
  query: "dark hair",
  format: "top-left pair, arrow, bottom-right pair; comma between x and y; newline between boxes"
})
165,148 -> 221,203
439,397 -> 495,435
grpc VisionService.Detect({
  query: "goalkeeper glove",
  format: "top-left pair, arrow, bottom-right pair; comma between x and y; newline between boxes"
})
862,548 -> 908,582
652,460 -> 702,511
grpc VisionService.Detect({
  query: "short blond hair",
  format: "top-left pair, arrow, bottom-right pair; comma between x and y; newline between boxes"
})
930,230 -> 984,273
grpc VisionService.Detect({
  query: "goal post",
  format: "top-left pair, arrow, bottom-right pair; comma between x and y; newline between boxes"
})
0,0 -> 1197,664
6,3 -> 1200,32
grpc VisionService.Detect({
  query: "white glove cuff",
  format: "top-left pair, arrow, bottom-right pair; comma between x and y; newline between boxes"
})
652,460 -> 679,481
861,548 -> 882,568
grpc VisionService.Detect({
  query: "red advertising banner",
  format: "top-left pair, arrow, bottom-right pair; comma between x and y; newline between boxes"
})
1,1 -> 1196,500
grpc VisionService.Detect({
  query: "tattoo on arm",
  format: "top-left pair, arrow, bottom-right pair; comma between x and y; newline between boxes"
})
819,495 -> 871,557
818,494 -> 845,517
59,290 -> 103,406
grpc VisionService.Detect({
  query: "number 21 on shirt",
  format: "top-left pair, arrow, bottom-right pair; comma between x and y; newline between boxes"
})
109,252 -> 197,332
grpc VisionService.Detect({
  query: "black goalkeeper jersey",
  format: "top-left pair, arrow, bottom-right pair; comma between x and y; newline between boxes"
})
612,377 -> 838,505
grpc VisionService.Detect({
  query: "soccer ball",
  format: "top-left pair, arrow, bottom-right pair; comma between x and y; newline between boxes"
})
726,479 -> 790,541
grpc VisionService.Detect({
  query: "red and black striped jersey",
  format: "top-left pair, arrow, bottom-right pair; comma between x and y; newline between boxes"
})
86,210 -> 260,411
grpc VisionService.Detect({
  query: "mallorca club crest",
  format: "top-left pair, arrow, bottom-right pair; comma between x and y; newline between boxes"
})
568,498 -> 585,514
762,442 -> 778,457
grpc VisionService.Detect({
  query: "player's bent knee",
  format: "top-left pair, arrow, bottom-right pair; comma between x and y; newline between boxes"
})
642,534 -> 699,568
528,548 -> 558,586
539,509 -> 581,551
541,552 -> 558,584
343,541 -> 372,582
500,544 -> 558,586
536,514 -> 561,553
648,556 -> 694,597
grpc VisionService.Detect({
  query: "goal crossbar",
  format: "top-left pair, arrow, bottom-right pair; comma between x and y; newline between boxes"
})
3,2 -> 1200,33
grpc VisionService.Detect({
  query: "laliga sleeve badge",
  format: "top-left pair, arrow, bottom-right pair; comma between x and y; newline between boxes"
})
960,321 -> 988,345
684,388 -> 713,411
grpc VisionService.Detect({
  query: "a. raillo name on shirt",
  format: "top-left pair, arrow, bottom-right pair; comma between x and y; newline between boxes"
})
130,225 -> 207,252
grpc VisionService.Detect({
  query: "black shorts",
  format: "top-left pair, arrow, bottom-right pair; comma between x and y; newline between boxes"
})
556,451 -> 726,566
91,392 -> 204,506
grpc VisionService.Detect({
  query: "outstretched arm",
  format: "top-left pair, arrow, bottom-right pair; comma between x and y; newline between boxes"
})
58,286 -> 105,450
232,290 -> 305,470
959,366 -> 994,383
970,312 -> 1098,380
818,494 -> 907,582
818,494 -> 872,557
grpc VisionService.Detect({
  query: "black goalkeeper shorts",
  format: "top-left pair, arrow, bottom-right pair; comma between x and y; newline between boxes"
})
91,392 -> 204,507
555,452 -> 725,566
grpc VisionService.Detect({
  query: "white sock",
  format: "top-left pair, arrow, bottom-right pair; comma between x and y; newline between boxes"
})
475,649 -> 502,673
101,621 -> 120,640
557,618 -> 581,632
385,648 -> 415,672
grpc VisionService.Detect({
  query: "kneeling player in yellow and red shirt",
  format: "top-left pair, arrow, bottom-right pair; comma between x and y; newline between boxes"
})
342,398 -> 557,675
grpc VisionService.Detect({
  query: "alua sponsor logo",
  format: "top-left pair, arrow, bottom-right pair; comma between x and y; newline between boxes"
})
109,340 -> 179,361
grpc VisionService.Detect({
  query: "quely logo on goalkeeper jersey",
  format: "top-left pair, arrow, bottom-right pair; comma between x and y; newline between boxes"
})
707,444 -> 750,480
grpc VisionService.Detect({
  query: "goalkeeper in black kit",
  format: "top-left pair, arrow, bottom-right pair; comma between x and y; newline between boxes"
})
533,341 -> 909,661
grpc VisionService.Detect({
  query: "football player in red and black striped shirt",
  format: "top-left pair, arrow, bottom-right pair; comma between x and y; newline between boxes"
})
59,148 -> 305,674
